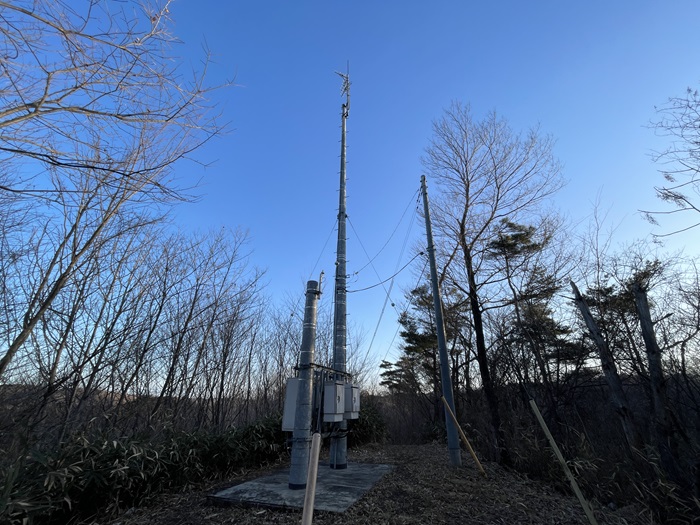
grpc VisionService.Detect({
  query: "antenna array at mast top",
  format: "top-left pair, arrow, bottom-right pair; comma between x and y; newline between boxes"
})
335,64 -> 350,117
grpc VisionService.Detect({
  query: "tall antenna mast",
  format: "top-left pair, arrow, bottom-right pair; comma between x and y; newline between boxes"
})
330,66 -> 350,470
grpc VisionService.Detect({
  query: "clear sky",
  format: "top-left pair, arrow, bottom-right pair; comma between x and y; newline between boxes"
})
163,0 -> 700,368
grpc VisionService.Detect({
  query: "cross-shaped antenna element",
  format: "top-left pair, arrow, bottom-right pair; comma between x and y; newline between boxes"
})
335,64 -> 350,117
335,71 -> 350,97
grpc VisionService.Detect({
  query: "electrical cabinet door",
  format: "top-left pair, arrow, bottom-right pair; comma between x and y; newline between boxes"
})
344,383 -> 360,419
282,378 -> 301,431
323,381 -> 345,422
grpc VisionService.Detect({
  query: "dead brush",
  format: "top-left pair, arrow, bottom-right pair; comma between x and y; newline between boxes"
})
630,450 -> 700,524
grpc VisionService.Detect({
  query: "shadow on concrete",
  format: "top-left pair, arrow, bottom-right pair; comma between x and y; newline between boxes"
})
209,462 -> 393,513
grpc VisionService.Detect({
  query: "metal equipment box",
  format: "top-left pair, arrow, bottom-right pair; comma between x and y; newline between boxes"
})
282,377 -> 301,431
323,381 -> 345,422
344,383 -> 360,419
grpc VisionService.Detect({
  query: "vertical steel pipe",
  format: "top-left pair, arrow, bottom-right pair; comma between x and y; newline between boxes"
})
289,280 -> 321,488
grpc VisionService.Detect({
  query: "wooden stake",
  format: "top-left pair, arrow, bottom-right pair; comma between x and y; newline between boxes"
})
440,396 -> 486,476
529,399 -> 599,525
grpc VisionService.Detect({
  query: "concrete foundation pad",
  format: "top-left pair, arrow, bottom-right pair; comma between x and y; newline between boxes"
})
210,462 -> 393,513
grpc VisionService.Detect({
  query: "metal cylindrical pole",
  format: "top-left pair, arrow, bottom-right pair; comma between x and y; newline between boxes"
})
421,175 -> 462,467
441,396 -> 485,475
330,79 -> 350,470
289,280 -> 321,489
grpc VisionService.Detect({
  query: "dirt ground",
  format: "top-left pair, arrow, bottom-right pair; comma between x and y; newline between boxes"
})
97,443 -> 654,525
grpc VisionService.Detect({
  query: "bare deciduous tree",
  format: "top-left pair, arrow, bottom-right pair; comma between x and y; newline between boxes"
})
0,0 -> 219,198
643,86 -> 700,235
0,0 -> 225,379
423,102 -> 563,464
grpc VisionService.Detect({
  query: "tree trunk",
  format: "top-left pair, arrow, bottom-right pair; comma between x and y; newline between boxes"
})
570,280 -> 643,452
631,282 -> 682,486
463,244 -> 511,465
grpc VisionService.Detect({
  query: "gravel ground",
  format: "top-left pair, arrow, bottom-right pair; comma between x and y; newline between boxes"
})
96,443 -> 655,525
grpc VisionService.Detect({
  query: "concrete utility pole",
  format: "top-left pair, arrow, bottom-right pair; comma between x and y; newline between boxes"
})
330,70 -> 350,470
420,175 -> 462,467
289,280 -> 322,489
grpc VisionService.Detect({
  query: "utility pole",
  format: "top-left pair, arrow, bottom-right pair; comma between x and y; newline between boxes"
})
330,69 -> 350,470
420,175 -> 462,467
289,279 -> 322,489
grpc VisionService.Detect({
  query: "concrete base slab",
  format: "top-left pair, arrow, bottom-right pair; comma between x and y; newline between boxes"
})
210,462 -> 392,513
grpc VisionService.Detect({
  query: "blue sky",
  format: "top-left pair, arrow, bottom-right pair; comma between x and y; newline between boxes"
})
165,1 -> 700,366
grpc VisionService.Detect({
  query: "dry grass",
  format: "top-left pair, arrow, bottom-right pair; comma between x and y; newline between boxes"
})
94,443 -> 654,525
